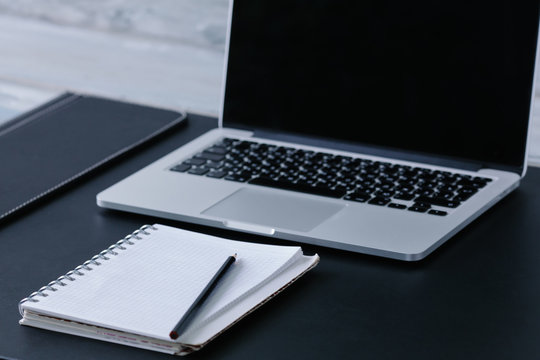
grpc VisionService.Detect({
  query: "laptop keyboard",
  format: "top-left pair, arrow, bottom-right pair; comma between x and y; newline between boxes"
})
170,138 -> 492,216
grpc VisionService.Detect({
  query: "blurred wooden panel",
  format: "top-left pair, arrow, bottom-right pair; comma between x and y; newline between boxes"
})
0,14 -> 224,116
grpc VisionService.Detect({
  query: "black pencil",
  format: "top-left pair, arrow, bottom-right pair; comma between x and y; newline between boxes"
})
169,254 -> 237,340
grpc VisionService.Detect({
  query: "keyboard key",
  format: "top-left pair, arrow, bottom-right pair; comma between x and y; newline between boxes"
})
456,179 -> 487,188
398,177 -> 416,186
438,184 -> 458,192
388,203 -> 407,209
375,190 -> 394,198
196,152 -> 225,162
206,170 -> 227,179
345,192 -> 372,202
188,167 -> 209,176
413,202 -> 431,209
224,174 -> 250,182
396,185 -> 415,193
408,205 -> 429,213
428,209 -> 448,216
417,179 -> 437,188
415,188 -> 434,197
249,176 -> 347,198
205,146 -> 228,155
457,187 -> 478,197
377,181 -> 394,191
415,196 -> 460,208
435,191 -> 454,200
368,197 -> 391,206
170,164 -> 191,172
236,140 -> 255,149
297,179 -> 317,186
333,184 -> 349,193
183,158 -> 206,166
453,193 -> 472,202
204,161 -> 222,169
394,192 -> 415,201
437,175 -> 457,184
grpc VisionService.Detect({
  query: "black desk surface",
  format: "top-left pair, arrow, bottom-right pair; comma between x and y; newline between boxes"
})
2,113 -> 540,360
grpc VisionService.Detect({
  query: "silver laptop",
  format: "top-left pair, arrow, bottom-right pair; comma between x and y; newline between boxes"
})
97,0 -> 540,261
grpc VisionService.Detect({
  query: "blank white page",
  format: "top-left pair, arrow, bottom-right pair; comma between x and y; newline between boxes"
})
22,224 -> 301,341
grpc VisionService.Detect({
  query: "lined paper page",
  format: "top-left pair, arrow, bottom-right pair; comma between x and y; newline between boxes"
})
22,224 -> 301,341
156,225 -> 302,333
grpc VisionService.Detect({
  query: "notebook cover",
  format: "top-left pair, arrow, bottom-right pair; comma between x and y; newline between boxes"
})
0,92 -> 186,222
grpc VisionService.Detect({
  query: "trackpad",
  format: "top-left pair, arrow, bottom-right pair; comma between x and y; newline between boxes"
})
202,188 -> 345,232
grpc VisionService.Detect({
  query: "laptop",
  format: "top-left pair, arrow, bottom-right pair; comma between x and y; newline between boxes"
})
97,0 -> 540,261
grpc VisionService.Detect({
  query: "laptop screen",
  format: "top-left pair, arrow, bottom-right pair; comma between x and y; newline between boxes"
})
222,0 -> 539,172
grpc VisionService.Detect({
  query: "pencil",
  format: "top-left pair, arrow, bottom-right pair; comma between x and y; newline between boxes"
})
169,253 -> 237,340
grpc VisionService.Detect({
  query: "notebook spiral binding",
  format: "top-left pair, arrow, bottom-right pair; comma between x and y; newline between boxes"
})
18,224 -> 158,316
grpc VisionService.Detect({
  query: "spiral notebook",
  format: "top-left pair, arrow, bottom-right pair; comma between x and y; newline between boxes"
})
18,224 -> 319,355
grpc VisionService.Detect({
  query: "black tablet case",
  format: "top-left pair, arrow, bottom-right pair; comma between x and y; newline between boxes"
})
0,92 -> 186,222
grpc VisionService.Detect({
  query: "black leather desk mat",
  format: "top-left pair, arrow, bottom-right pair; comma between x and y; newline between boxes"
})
0,92 -> 185,222
1,113 -> 540,359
